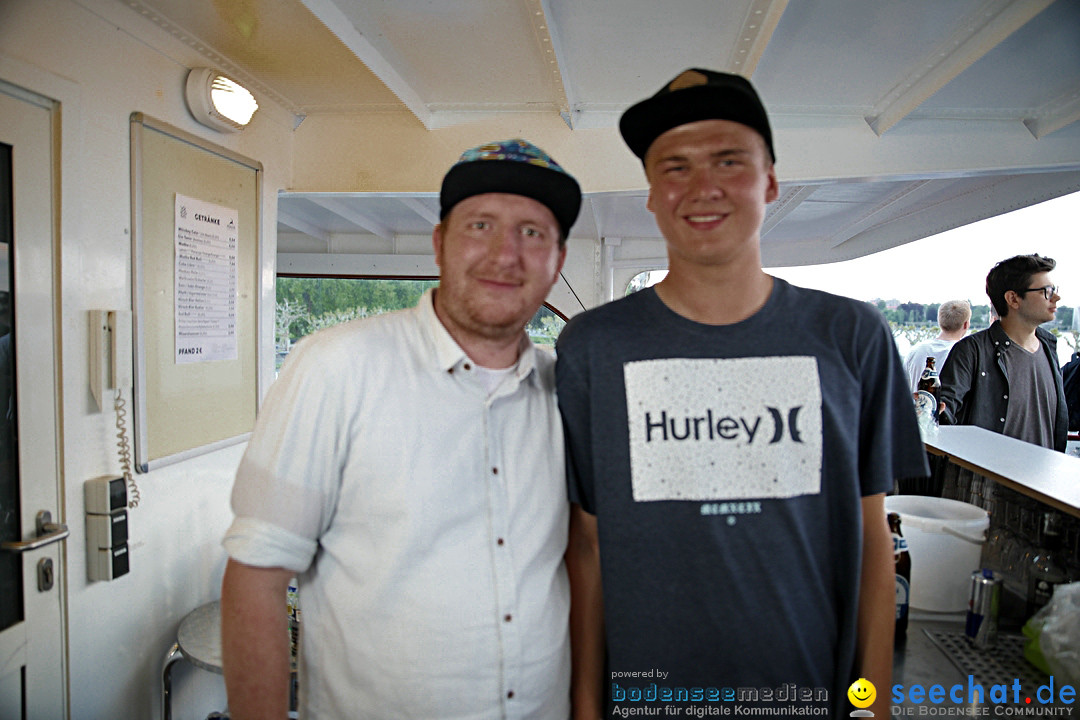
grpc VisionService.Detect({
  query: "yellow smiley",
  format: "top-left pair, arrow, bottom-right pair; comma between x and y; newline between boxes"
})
847,678 -> 876,709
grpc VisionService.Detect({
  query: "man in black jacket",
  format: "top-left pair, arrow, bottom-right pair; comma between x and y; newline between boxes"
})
938,254 -> 1067,452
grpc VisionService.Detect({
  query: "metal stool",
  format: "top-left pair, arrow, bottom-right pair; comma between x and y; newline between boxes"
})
161,601 -> 223,720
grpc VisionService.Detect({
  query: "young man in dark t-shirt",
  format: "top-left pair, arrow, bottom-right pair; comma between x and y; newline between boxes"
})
557,69 -> 928,719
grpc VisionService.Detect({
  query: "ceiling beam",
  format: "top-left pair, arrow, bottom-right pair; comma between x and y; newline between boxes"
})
537,0 -> 575,129
829,180 -> 937,249
398,197 -> 440,227
582,195 -> 615,244
762,184 -> 815,239
278,210 -> 330,245
300,0 -> 432,129
726,0 -> 789,77
310,197 -> 394,240
818,173 -> 1080,266
1024,87 -> 1080,138
865,0 -> 1055,136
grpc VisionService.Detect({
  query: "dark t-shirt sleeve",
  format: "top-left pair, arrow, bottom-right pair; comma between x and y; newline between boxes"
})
858,309 -> 930,492
556,321 -> 597,514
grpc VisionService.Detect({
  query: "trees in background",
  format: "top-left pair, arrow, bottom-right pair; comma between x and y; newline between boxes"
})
275,279 -> 1077,369
275,277 -> 438,366
275,277 -> 566,369
876,300 -> 1077,355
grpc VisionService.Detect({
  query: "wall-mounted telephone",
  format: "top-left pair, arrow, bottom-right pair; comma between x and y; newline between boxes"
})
89,310 -> 140,511
89,309 -> 132,410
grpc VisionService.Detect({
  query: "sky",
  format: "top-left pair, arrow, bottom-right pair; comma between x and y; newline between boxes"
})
765,190 -> 1080,310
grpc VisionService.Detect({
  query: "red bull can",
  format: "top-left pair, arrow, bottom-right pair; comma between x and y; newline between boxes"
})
965,568 -> 1001,649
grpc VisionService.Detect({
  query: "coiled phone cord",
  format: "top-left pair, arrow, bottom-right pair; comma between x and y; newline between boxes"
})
114,387 -> 140,508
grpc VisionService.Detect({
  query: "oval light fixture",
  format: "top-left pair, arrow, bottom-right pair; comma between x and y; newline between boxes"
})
185,67 -> 258,132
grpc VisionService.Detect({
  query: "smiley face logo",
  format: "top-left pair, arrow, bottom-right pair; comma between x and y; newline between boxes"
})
847,678 -> 876,709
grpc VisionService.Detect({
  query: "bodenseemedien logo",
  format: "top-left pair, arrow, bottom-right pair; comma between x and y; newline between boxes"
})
608,670 -> 830,717
891,676 -> 1075,717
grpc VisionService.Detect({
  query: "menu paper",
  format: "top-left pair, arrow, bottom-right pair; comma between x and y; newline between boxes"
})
174,194 -> 239,364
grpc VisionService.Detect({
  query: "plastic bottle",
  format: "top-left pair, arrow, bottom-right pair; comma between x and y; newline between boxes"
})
1026,512 -> 1069,617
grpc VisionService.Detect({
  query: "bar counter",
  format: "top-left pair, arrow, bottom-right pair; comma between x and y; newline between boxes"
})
923,426 -> 1080,518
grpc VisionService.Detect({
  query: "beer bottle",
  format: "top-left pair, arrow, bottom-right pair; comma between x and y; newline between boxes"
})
889,512 -> 911,643
917,356 -> 940,400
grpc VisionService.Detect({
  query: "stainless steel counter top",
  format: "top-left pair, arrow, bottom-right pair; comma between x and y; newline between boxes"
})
894,615 -> 967,689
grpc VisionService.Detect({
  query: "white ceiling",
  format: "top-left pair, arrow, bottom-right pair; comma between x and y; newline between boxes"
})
124,0 -> 1080,267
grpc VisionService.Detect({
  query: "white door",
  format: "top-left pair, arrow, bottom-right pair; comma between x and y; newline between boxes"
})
0,83 -> 68,718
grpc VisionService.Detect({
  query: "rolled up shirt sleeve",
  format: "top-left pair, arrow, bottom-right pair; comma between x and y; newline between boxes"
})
223,328 -> 354,572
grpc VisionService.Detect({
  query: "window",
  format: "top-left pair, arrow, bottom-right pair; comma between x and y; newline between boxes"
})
525,304 -> 565,352
276,276 -> 565,369
626,269 -> 667,295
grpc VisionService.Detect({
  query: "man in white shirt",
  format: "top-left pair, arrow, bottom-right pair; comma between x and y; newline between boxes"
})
220,139 -> 581,719
903,299 -> 971,393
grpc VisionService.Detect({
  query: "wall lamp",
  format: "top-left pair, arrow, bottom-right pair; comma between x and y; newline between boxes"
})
185,67 -> 258,133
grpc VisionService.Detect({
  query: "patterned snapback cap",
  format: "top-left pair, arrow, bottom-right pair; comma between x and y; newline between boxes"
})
440,138 -> 582,238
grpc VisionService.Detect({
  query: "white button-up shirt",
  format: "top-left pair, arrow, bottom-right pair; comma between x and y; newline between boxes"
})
224,290 -> 570,719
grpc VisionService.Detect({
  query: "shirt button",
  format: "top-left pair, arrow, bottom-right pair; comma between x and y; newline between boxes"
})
497,537 -> 505,546
492,467 -> 499,475
504,614 -> 512,622
1003,395 -> 1008,400
1000,418 -> 1005,423
463,362 -> 472,371
507,691 -> 515,699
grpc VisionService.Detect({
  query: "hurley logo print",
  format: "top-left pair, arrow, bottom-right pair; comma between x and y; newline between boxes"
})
624,357 -> 822,502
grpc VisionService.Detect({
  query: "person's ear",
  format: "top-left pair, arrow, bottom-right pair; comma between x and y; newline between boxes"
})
552,244 -> 567,284
764,166 -> 779,204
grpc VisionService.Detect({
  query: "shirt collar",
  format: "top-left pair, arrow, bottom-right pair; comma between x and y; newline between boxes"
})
989,319 -> 1051,350
988,320 -> 1011,346
417,289 -> 539,384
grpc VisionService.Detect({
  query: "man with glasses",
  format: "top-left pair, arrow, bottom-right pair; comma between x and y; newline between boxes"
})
938,254 -> 1068,452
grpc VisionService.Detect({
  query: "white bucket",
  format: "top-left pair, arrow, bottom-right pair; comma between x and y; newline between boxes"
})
884,495 -> 988,612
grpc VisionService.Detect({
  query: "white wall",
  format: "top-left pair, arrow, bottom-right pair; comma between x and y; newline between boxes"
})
1,0 -> 293,717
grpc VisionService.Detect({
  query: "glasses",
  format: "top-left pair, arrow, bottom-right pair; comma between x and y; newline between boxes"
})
1016,285 -> 1059,300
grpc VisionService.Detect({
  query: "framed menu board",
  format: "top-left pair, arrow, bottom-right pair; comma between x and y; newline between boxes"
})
129,113 -> 261,471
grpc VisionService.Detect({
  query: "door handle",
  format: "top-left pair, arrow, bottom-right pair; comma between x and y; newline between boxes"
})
1,510 -> 69,553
